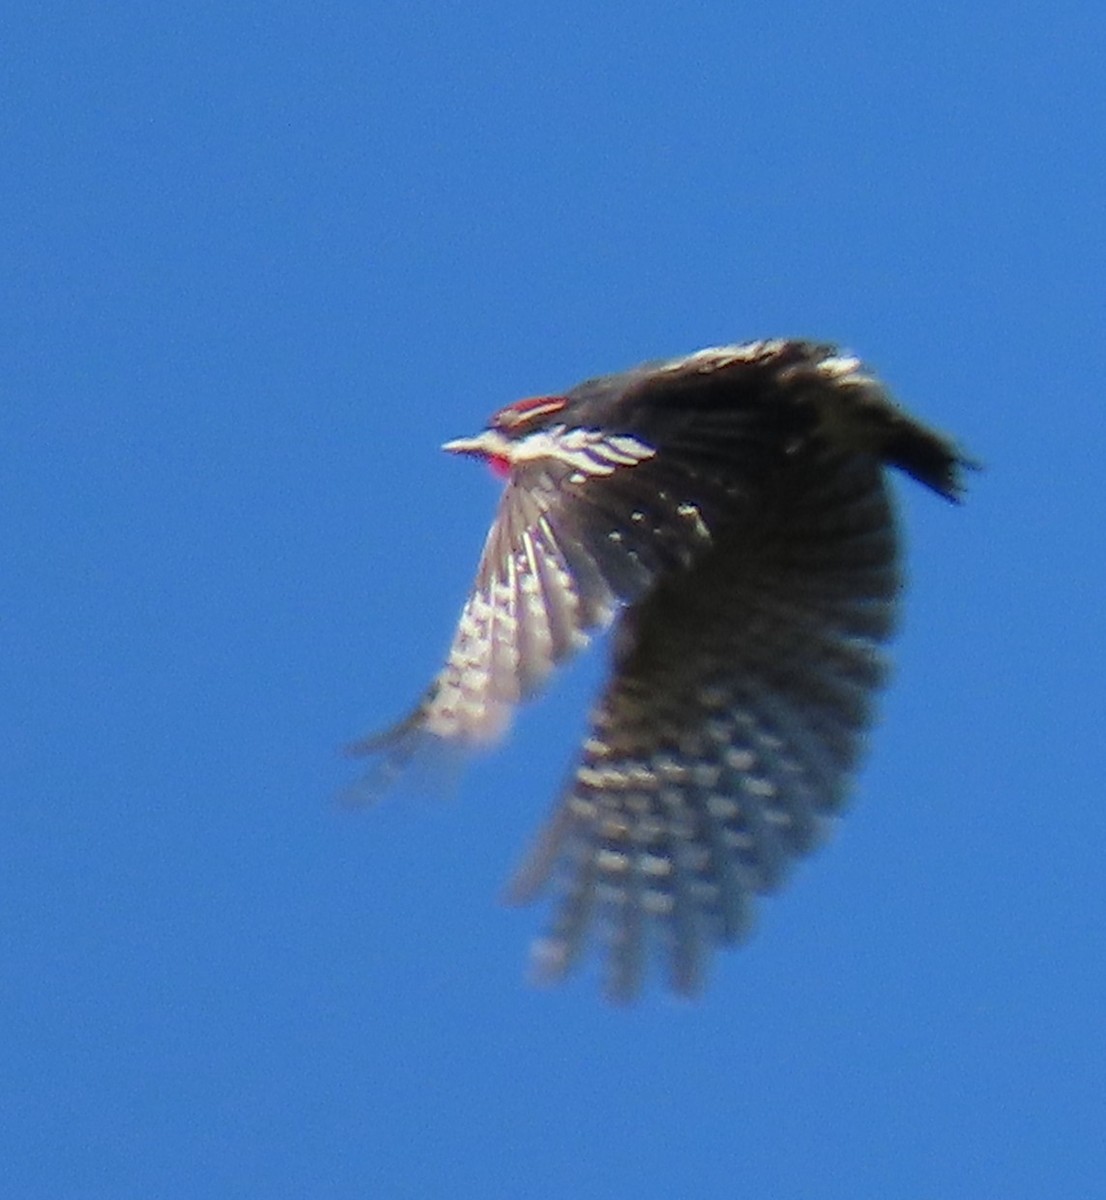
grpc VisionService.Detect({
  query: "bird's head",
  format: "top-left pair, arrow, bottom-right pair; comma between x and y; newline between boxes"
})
443,395 -> 570,479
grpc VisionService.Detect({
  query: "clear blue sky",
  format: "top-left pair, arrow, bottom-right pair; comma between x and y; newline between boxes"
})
5,4 -> 1103,1197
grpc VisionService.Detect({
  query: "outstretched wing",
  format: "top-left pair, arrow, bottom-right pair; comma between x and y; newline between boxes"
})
507,441 -> 905,1000
350,442 -> 717,793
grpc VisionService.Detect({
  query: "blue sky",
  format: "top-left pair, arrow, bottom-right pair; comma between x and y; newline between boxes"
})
4,3 -> 1104,1196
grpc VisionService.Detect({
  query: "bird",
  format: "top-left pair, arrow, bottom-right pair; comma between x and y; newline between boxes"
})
353,339 -> 971,1001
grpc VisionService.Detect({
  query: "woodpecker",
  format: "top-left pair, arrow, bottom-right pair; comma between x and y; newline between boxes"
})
355,339 -> 971,1000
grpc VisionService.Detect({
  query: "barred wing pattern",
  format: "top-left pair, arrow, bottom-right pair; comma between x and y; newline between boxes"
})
352,473 -> 612,784
509,445 -> 901,1000
355,445 -> 716,787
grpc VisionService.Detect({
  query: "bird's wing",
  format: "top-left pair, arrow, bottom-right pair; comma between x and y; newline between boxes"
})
508,442 -> 903,1000
349,446 -> 716,791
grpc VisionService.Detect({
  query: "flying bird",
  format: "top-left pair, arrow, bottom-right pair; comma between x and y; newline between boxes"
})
355,339 -> 971,1000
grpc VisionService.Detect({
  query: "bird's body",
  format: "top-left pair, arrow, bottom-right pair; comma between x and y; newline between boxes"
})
357,339 -> 970,999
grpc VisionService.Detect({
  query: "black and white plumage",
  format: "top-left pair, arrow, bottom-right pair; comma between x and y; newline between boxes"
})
356,339 -> 970,1000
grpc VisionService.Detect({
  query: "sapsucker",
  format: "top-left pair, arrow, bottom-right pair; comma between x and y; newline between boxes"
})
355,339 -> 971,1000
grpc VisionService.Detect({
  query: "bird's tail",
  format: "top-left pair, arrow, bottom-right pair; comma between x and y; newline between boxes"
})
810,365 -> 978,501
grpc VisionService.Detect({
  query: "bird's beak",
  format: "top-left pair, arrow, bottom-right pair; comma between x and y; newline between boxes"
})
442,434 -> 490,457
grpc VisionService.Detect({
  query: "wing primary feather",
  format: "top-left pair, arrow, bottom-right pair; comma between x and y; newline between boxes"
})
604,843 -> 646,1003
665,833 -> 707,996
528,820 -> 600,986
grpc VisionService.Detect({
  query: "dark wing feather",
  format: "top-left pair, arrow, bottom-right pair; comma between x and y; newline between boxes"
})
508,440 -> 904,1001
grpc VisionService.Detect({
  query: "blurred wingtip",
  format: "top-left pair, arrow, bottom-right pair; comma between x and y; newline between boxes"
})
527,936 -> 571,988
945,449 -> 984,504
339,712 -> 468,808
